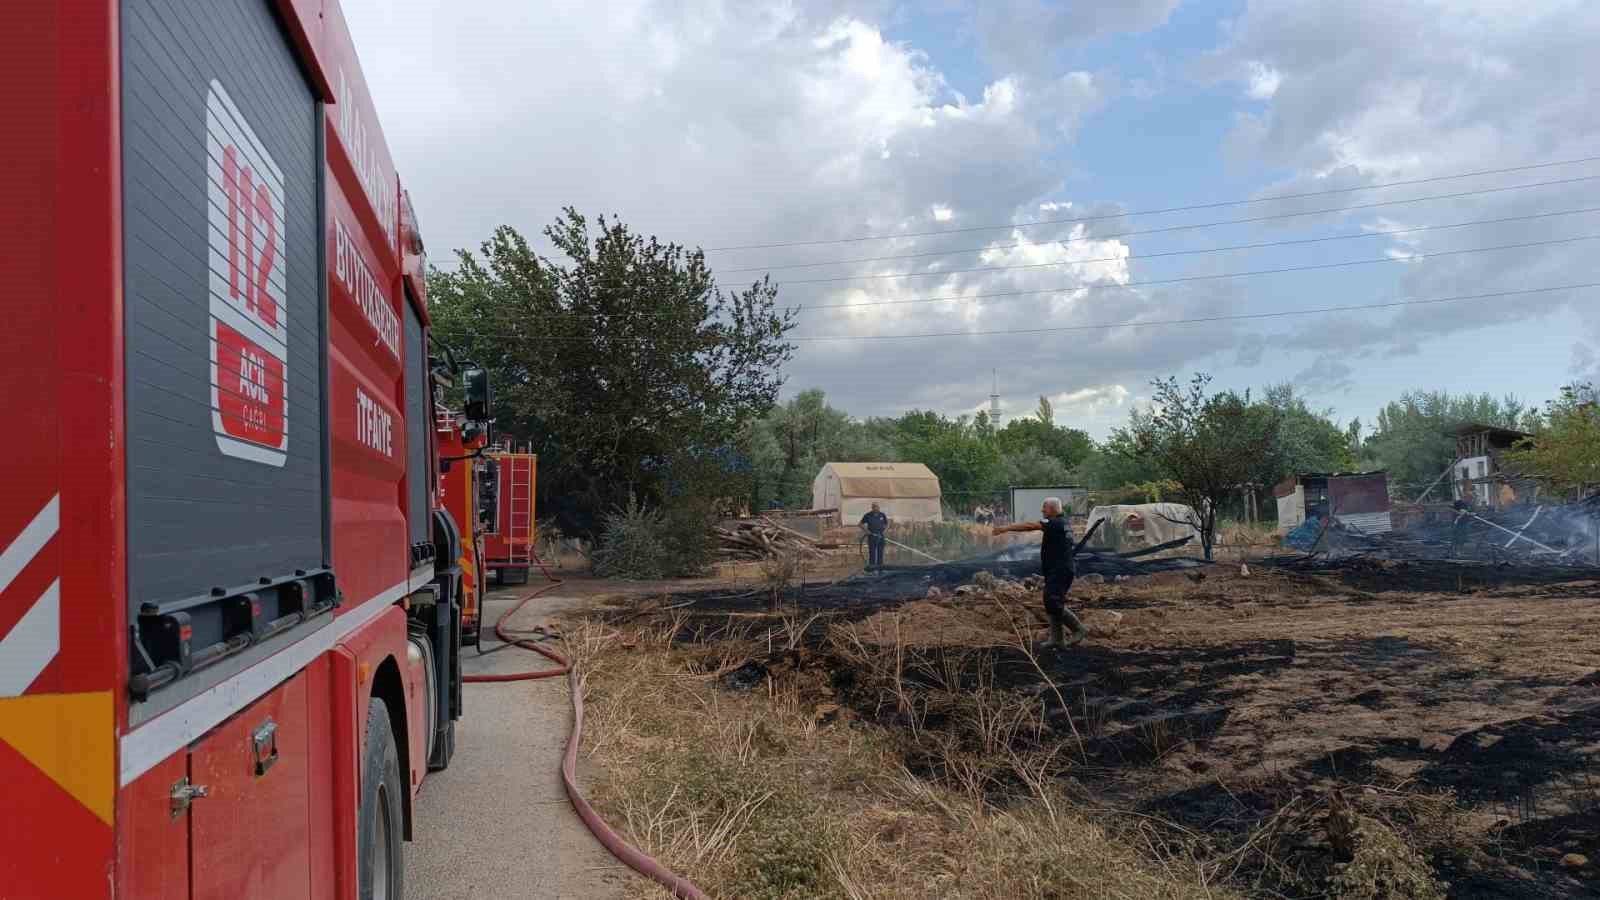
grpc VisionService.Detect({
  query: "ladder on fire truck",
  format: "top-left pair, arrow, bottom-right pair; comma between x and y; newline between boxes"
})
498,442 -> 535,568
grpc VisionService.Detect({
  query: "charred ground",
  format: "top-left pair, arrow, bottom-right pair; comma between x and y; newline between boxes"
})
608,560 -> 1600,898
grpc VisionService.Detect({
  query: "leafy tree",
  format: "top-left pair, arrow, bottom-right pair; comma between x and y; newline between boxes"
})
746,390 -> 893,509
883,410 -> 1003,499
428,211 -> 795,544
1260,383 -> 1358,481
748,389 -> 1164,519
1504,383 -> 1600,492
997,447 -> 1075,488
1128,374 -> 1282,559
994,396 -> 1094,469
1073,422 -> 1164,489
1360,391 -> 1533,496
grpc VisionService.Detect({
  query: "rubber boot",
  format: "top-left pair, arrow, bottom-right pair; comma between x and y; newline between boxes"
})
1060,609 -> 1090,647
1035,614 -> 1065,652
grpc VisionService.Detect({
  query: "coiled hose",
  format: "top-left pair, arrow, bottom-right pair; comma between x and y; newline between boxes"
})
463,555 -> 711,899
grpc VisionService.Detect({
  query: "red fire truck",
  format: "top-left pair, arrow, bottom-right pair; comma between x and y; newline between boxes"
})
435,402 -> 492,646
482,445 -> 539,587
2,1 -> 475,896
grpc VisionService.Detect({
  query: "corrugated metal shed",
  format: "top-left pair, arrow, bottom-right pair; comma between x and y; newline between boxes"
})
1275,471 -> 1392,533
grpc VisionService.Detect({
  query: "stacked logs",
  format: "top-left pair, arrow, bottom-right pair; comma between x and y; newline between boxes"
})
714,518 -> 829,560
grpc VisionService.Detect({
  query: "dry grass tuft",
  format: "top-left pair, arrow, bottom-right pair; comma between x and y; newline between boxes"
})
1324,792 -> 1446,900
564,615 -> 1235,900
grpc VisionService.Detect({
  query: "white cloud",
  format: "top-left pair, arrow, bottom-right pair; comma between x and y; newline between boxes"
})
1293,354 -> 1355,394
1051,384 -> 1131,413
1199,0 -> 1600,356
341,0 -> 1598,432
1244,61 -> 1281,99
343,0 -> 1210,425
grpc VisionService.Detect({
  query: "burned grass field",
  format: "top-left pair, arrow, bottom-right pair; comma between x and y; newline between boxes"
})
571,561 -> 1600,899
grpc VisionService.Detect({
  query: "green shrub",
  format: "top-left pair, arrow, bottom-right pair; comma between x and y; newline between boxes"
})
590,494 -> 717,579
591,496 -> 671,578
660,499 -> 718,577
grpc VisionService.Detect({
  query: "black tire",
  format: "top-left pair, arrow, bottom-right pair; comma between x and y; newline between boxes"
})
505,566 -> 530,585
359,699 -> 405,900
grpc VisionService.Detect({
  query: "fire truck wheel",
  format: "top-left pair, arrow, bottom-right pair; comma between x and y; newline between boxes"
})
359,699 -> 405,900
505,566 -> 530,585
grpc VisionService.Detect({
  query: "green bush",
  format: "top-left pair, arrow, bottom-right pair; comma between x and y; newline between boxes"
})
591,496 -> 671,578
590,494 -> 717,579
660,499 -> 718,577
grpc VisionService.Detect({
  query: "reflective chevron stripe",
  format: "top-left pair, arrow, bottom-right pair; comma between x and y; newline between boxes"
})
0,496 -> 60,698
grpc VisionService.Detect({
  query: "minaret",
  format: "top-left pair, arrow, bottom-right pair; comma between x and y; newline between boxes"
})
989,369 -> 1001,426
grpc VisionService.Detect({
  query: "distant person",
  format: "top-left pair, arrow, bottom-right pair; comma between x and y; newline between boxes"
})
859,502 -> 889,571
992,496 -> 1089,651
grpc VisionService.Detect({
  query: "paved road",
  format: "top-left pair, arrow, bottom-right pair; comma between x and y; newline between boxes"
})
405,585 -> 639,899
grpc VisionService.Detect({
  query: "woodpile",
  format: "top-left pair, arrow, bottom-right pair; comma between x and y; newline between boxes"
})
714,517 -> 828,560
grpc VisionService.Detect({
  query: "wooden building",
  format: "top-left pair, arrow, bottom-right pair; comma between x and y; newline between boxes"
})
1448,423 -> 1534,509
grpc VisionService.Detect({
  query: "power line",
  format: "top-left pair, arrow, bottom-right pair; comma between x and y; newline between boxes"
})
763,203 -> 1600,285
703,154 -> 1600,252
723,183 -> 1600,277
784,233 -> 1600,311
429,281 -> 1597,346
784,282 -> 1597,343
427,231 -> 1600,329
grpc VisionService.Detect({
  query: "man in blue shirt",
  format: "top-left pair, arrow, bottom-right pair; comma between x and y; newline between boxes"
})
992,496 -> 1089,650
859,502 -> 889,571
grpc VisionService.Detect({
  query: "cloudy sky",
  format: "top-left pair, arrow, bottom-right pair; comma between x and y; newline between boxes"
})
345,0 -> 1600,438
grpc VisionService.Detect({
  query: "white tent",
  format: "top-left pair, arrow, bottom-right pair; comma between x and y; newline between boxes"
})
1084,503 -> 1200,553
812,462 -> 943,524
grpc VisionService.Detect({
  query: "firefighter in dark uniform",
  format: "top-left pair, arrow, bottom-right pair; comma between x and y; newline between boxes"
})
992,496 -> 1090,649
860,502 -> 889,571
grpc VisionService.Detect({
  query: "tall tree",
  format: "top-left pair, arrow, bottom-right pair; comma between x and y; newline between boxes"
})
999,447 -> 1075,488
1074,423 -> 1165,489
746,390 -> 894,509
882,410 -> 1003,499
1129,374 -> 1282,559
1360,391 -> 1533,496
1504,383 -> 1600,492
1260,383 -> 1358,481
428,211 -> 796,537
994,414 -> 1094,469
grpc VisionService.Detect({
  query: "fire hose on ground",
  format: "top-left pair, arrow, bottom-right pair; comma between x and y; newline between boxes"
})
463,554 -> 711,900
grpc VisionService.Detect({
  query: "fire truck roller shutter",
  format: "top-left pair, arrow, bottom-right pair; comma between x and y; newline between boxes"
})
122,0 -> 323,659
404,298 -> 429,546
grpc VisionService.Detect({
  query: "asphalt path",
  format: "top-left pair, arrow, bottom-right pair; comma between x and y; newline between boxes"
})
404,585 -> 639,899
